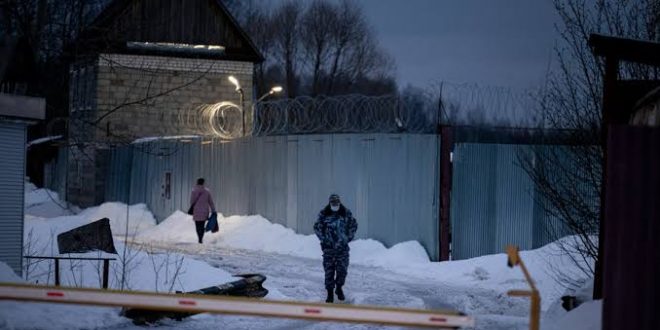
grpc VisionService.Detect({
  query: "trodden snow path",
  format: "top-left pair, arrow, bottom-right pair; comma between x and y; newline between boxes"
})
109,241 -> 531,330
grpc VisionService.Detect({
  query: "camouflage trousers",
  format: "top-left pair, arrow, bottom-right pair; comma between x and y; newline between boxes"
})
322,250 -> 350,290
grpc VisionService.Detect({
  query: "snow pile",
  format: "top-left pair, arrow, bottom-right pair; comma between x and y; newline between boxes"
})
24,182 -> 74,217
136,211 -> 593,312
25,204 -> 157,239
0,261 -> 22,283
136,212 -> 430,267
3,198 -> 287,329
80,202 -> 157,236
350,239 -> 430,267
549,300 -> 602,330
13,185 -> 596,329
22,211 -> 232,292
403,236 -> 593,311
7,197 -> 300,329
137,211 -> 321,259
0,262 -> 136,330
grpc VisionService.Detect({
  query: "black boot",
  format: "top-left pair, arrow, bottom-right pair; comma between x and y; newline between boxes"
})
335,286 -> 345,301
325,289 -> 334,303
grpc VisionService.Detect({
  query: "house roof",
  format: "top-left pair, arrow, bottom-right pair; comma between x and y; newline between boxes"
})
73,0 -> 263,63
0,94 -> 45,121
589,34 -> 660,67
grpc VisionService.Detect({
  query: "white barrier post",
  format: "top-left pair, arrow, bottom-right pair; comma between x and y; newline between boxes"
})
0,283 -> 474,328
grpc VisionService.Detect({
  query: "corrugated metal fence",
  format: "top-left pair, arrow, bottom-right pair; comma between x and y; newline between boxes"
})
0,121 -> 27,276
105,134 -> 441,259
449,143 -> 588,259
44,147 -> 68,199
98,132 -> 595,261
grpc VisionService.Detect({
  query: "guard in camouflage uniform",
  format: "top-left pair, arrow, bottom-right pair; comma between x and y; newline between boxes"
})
314,194 -> 358,303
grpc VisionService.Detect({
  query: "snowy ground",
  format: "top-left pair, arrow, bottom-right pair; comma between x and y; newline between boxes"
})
0,183 -> 600,329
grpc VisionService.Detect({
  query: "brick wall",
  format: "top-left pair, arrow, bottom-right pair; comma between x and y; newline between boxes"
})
67,53 -> 255,207
95,53 -> 254,142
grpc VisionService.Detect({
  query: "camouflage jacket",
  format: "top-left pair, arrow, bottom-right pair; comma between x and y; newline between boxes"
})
314,205 -> 358,252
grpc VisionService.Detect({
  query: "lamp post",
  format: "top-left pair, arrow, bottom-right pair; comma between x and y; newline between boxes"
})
254,86 -> 284,135
228,75 -> 245,136
257,86 -> 283,102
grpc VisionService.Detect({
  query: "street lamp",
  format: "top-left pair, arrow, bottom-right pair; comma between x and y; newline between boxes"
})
253,86 -> 284,135
228,75 -> 245,136
257,85 -> 284,102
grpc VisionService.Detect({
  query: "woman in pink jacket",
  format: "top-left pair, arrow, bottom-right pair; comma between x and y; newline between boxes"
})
189,178 -> 216,243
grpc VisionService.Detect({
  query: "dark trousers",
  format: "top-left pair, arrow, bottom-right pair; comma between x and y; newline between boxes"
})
323,251 -> 349,290
195,221 -> 206,243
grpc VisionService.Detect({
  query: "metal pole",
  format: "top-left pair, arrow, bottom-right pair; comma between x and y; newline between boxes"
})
54,259 -> 60,286
102,259 -> 110,289
439,126 -> 453,261
594,57 -> 619,300
240,90 -> 245,137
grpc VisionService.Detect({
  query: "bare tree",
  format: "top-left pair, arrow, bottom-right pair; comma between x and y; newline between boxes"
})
325,0 -> 363,94
239,0 -> 396,98
520,0 -> 659,296
271,1 -> 303,98
301,0 -> 336,96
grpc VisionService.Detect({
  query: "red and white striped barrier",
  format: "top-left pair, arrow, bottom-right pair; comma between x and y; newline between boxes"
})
0,283 -> 474,328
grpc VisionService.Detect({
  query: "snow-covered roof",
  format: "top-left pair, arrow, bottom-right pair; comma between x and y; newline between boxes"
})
126,42 -> 225,56
132,135 -> 200,144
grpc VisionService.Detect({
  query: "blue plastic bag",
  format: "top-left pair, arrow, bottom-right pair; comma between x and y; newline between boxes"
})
205,212 -> 219,233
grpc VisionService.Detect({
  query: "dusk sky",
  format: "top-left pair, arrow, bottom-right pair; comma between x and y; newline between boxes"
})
361,0 -> 560,90
267,0 -> 561,91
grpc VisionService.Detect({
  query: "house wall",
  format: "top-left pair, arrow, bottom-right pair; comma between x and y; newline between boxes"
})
67,53 -> 254,207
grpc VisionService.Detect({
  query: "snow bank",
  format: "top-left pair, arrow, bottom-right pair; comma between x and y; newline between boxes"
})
24,180 -> 156,236
138,212 -> 322,258
25,201 -> 157,240
137,211 -> 594,312
81,202 -> 157,236
23,212 -> 232,292
7,200 -> 283,329
401,236 -> 594,311
1,260 -> 127,330
549,300 -> 602,330
137,212 -> 430,267
0,261 -> 22,283
350,239 -> 430,267
0,300 -> 124,330
21,198 -> 225,293
24,182 -> 74,217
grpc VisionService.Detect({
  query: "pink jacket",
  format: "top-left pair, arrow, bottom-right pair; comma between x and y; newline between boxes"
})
189,185 -> 216,221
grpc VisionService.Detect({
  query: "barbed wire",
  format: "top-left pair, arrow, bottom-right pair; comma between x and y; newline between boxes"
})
433,81 -> 540,128
62,83 -> 541,144
176,101 -> 244,139
253,94 -> 437,135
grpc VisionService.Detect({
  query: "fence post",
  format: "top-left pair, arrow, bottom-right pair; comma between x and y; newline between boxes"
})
54,258 -> 60,286
102,259 -> 110,289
